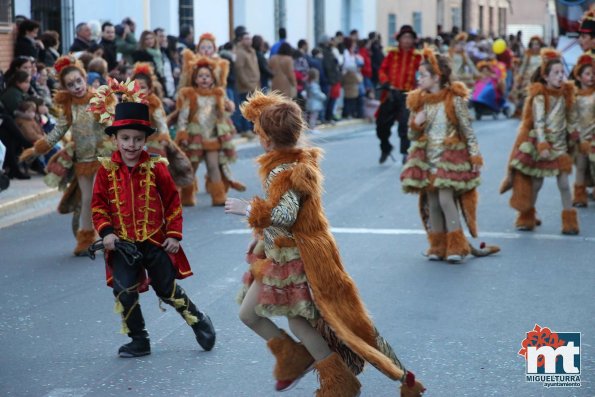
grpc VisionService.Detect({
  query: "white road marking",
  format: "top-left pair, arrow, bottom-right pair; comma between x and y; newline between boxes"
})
219,227 -> 594,242
44,388 -> 90,397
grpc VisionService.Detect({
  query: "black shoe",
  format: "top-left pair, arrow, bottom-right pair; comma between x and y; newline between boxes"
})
8,169 -> 30,180
0,172 -> 9,191
118,337 -> 151,358
379,150 -> 395,164
30,160 -> 47,176
191,312 -> 216,351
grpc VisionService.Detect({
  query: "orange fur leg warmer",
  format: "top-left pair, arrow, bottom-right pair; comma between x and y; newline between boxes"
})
208,180 -> 227,206
426,231 -> 446,260
561,208 -> 579,235
510,172 -> 533,212
180,183 -> 196,207
73,229 -> 96,256
314,353 -> 361,397
267,330 -> 315,391
446,229 -> 471,262
515,208 -> 537,231
572,184 -> 588,208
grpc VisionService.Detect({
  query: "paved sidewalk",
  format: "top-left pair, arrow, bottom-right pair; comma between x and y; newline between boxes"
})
0,119 -> 370,229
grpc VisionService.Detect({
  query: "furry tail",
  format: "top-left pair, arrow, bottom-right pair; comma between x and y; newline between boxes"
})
470,242 -> 500,257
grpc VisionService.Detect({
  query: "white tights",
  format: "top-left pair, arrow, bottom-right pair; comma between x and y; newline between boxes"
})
532,173 -> 571,209
427,189 -> 462,232
77,173 -> 94,230
239,280 -> 332,361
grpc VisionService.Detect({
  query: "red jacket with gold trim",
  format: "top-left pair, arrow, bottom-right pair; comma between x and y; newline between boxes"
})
92,150 -> 192,289
378,47 -> 422,93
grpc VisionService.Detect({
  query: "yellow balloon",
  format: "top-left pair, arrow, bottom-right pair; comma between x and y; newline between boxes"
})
492,38 -> 507,55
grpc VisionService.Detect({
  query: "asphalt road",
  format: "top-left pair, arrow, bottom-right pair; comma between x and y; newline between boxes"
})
0,118 -> 593,397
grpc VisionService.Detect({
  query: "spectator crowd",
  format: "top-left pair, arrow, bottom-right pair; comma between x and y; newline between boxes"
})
1,13 -> 593,192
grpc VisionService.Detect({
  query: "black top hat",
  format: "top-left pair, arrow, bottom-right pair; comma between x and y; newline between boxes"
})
579,17 -> 595,35
396,25 -> 417,40
104,102 -> 156,136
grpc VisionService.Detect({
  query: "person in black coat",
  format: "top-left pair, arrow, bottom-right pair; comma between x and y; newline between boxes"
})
69,22 -> 96,52
368,32 -> 384,87
319,35 -> 341,122
39,31 -> 61,67
14,19 -> 42,59
100,22 -> 118,71
0,102 -> 32,180
252,35 -> 273,90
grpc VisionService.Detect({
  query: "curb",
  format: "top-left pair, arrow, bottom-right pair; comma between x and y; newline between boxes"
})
0,187 -> 59,218
0,119 -> 371,225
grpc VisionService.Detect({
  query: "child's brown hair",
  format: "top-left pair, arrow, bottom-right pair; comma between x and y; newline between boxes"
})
88,57 -> 108,77
307,68 -> 319,83
17,100 -> 36,113
531,58 -> 563,84
258,101 -> 306,147
420,53 -> 452,88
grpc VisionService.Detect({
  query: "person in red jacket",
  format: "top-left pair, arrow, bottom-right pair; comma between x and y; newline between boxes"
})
91,102 -> 215,358
376,25 -> 422,164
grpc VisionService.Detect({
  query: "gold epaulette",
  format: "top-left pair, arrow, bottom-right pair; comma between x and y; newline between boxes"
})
147,155 -> 169,168
98,157 -> 119,171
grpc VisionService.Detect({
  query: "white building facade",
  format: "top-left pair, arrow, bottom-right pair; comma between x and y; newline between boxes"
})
14,0 -> 380,50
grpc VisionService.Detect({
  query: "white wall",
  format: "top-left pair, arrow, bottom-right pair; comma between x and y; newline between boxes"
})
74,0 -> 145,29
195,0 -> 230,44
14,0 -> 31,18
151,0 -> 179,35
362,0 -> 377,36
325,0 -> 343,37
243,0 -> 275,45
285,0 -> 311,46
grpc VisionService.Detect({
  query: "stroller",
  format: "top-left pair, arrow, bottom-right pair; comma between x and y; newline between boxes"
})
470,62 -> 512,120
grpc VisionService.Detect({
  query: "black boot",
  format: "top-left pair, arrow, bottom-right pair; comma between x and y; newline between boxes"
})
118,335 -> 151,358
115,289 -> 150,358
164,285 -> 216,351
191,312 -> 216,351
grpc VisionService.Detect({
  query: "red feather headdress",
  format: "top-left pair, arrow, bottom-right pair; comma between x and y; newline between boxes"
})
54,55 -> 86,80
540,48 -> 562,76
573,53 -> 595,79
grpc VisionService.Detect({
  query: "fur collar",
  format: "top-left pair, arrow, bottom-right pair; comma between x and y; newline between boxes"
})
177,86 -> 226,121
53,89 -> 94,107
406,82 -> 468,111
256,147 -> 322,182
577,86 -> 595,96
406,82 -> 468,127
178,86 -> 225,99
527,81 -> 575,109
524,49 -> 540,57
145,93 -> 163,114
52,89 -> 94,124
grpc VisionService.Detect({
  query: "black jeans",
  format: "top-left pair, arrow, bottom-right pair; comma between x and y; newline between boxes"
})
375,90 -> 410,154
0,113 -> 31,174
111,241 -> 184,338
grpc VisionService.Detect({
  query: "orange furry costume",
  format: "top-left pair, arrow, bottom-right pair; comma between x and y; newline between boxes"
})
239,91 -> 425,396
500,50 -> 579,233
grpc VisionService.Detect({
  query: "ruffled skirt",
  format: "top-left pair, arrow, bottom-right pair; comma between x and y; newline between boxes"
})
510,129 -> 572,177
237,240 -> 318,321
401,138 -> 480,194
